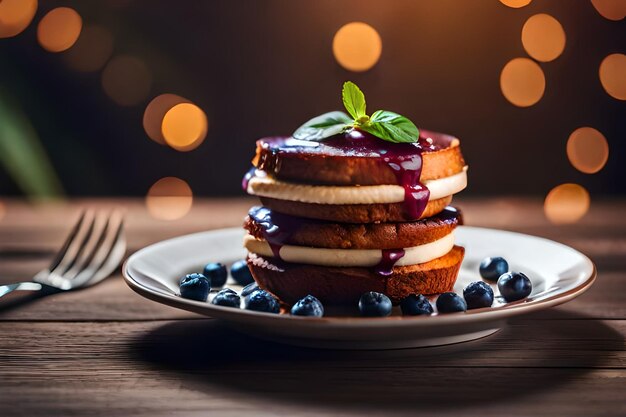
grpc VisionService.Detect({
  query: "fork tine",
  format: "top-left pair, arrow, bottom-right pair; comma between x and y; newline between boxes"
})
47,210 -> 88,272
48,209 -> 96,274
71,210 -> 126,287
62,211 -> 110,280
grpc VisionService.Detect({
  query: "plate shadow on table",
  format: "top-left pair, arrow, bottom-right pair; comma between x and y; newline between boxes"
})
129,310 -> 622,413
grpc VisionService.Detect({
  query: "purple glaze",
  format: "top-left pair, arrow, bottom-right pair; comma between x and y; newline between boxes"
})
375,249 -> 406,276
340,129 -> 430,220
242,167 -> 255,192
248,206 -> 309,259
258,129 -> 449,157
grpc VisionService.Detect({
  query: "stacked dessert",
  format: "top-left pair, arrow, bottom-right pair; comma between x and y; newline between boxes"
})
242,82 -> 468,306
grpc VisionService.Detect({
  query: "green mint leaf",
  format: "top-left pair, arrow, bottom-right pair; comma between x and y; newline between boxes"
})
360,110 -> 419,143
342,81 -> 367,120
293,111 -> 353,141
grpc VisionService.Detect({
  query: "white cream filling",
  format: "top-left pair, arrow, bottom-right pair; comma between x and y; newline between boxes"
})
247,166 -> 467,205
243,232 -> 455,268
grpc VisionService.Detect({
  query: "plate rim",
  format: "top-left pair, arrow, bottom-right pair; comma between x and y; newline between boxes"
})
122,226 -> 597,328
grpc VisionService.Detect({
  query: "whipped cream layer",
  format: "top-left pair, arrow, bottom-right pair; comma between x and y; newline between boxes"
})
244,232 -> 455,268
246,167 -> 467,205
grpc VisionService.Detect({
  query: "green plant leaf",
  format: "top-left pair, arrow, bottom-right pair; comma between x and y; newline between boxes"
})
342,81 -> 366,120
360,110 -> 419,143
0,90 -> 64,198
292,111 -> 353,141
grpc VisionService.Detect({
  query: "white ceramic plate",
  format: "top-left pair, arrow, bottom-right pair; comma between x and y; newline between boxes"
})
123,226 -> 595,350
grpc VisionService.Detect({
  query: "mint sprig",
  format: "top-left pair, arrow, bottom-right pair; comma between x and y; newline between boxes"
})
293,81 -> 419,144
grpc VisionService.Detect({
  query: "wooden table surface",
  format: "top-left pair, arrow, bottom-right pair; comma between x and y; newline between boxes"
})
0,197 -> 624,417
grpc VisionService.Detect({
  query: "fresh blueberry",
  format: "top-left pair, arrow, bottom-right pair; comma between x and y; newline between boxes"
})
436,292 -> 467,313
179,273 -> 210,302
463,281 -> 494,309
479,256 -> 509,282
358,291 -> 392,317
240,282 -> 259,298
231,260 -> 255,285
400,294 -> 433,316
497,272 -> 532,302
203,262 -> 227,287
245,289 -> 280,314
290,295 -> 324,317
211,288 -> 241,308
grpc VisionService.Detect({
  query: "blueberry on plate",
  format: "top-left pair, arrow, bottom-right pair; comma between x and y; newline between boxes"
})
240,282 -> 259,298
211,288 -> 241,308
179,273 -> 210,302
358,291 -> 392,317
231,260 -> 255,285
463,281 -> 494,309
497,272 -> 532,302
479,256 -> 509,282
203,262 -> 228,287
245,289 -> 280,314
436,292 -> 467,313
400,294 -> 433,316
290,295 -> 324,317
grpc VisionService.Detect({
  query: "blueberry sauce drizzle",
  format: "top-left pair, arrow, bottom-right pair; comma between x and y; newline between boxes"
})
376,249 -> 406,276
337,129 -> 431,220
248,206 -> 307,259
242,167 -> 255,192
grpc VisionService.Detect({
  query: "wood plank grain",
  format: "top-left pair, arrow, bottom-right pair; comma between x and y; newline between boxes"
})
0,318 -> 624,417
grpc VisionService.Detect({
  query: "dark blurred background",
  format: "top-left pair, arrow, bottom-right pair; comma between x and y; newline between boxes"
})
0,0 -> 624,200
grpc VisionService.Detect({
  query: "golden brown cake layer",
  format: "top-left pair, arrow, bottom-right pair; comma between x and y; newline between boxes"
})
244,206 -> 461,250
252,133 -> 466,186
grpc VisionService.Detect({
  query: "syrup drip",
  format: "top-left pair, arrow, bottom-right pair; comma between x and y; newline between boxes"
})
248,206 -> 307,260
375,249 -> 406,276
339,129 -> 431,221
241,167 -> 255,192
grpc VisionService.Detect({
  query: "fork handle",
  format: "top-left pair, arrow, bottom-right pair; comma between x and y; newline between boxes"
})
0,282 -> 57,298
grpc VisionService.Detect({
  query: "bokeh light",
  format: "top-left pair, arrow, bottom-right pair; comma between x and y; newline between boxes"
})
332,22 -> 382,72
566,127 -> 609,174
161,103 -> 208,152
37,7 -> 82,53
599,53 -> 626,100
101,55 -> 152,106
146,177 -> 193,221
143,94 -> 190,145
591,0 -> 626,21
544,183 -> 590,224
0,0 -> 37,38
64,25 -> 114,72
500,57 -> 546,107
499,0 -> 533,8
521,14 -> 566,62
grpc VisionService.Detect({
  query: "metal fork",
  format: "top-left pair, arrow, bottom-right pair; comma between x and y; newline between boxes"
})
0,209 -> 126,298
